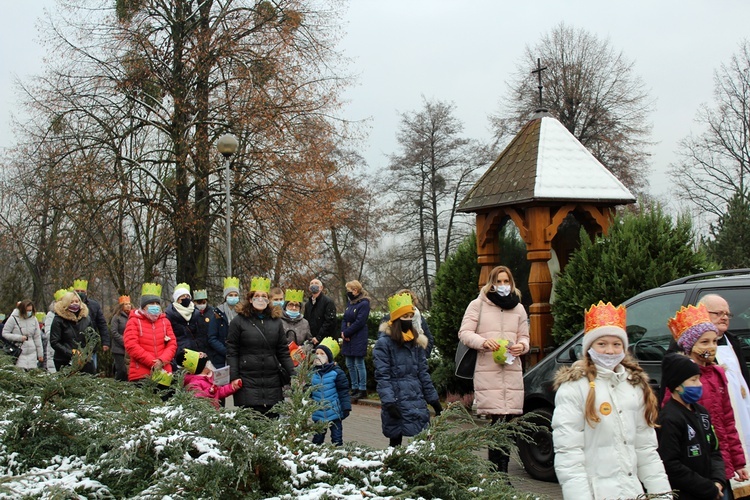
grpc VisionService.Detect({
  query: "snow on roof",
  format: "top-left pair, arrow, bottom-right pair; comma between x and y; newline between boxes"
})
534,116 -> 634,201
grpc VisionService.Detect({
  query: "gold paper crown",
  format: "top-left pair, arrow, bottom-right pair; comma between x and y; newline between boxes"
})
319,337 -> 340,358
250,276 -> 271,293
73,279 -> 88,291
668,304 -> 712,340
141,282 -> 162,297
35,312 -> 46,322
54,288 -> 70,301
584,301 -> 626,334
175,282 -> 191,294
388,293 -> 414,321
118,295 -> 131,304
285,289 -> 304,303
181,349 -> 201,373
223,277 -> 240,289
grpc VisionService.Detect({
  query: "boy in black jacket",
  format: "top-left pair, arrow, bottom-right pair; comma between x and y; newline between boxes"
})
657,352 -> 726,500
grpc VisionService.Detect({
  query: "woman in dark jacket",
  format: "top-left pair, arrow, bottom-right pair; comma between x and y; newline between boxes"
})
109,295 -> 132,381
226,277 -> 295,418
373,292 -> 441,447
341,280 -> 370,401
50,291 -> 95,374
165,283 -> 204,369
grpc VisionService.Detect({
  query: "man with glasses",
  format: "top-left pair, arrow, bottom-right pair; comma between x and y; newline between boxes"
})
698,294 -> 750,385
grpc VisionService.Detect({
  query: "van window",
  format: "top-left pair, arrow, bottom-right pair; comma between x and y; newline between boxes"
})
628,292 -> 686,361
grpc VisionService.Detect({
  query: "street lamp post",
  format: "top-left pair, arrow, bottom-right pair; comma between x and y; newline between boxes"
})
217,133 -> 239,277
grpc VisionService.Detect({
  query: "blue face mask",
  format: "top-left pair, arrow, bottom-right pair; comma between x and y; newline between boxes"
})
226,296 -> 240,306
272,301 -> 284,308
286,310 -> 300,319
677,385 -> 703,405
146,304 -> 162,316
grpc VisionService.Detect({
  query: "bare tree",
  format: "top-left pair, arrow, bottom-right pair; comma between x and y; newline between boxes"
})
670,40 -> 750,220
492,22 -> 654,194
384,97 -> 485,308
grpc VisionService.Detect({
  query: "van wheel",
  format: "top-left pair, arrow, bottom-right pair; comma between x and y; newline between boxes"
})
517,407 -> 558,483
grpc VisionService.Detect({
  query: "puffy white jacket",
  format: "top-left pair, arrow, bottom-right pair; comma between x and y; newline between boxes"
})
2,310 -> 43,369
551,361 -> 672,500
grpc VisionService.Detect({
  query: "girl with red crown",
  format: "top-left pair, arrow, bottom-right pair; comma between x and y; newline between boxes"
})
551,301 -> 671,500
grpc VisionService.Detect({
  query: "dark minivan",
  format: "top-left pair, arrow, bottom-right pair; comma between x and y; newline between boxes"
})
519,269 -> 750,482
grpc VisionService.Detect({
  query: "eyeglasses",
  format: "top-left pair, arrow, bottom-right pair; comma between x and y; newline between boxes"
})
708,311 -> 734,319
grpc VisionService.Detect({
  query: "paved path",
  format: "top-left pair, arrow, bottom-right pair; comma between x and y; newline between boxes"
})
346,401 -> 563,500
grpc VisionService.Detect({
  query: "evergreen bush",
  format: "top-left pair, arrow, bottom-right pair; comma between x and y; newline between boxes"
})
551,205 -> 715,344
706,190 -> 750,269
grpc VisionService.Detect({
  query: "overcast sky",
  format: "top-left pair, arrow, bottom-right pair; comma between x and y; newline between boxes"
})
2,0 -> 749,217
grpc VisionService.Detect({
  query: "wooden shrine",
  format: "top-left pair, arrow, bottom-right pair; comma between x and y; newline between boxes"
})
457,111 -> 635,365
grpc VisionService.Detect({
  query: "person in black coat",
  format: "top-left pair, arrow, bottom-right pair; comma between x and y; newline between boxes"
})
73,279 -> 110,351
657,353 -> 726,500
303,278 -> 337,343
165,283 -> 205,370
226,277 -> 295,418
50,291 -> 95,374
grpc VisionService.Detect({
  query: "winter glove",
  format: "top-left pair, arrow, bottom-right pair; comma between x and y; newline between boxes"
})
429,400 -> 442,416
342,409 -> 350,420
385,403 -> 402,419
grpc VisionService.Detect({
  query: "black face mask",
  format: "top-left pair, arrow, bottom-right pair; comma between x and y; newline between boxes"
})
179,298 -> 192,308
400,320 -> 412,331
347,292 -> 357,301
77,292 -> 87,303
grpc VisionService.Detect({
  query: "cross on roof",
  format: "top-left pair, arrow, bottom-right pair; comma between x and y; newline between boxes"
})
531,57 -> 547,108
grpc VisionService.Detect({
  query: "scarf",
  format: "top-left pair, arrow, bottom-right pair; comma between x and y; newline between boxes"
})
486,291 -> 520,310
173,301 -> 195,321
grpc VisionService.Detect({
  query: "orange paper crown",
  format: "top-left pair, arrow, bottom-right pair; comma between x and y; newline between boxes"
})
668,304 -> 712,340
584,301 -> 626,334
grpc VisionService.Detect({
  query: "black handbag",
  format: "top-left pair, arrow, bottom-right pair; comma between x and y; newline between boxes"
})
1,337 -> 21,360
454,300 -> 483,380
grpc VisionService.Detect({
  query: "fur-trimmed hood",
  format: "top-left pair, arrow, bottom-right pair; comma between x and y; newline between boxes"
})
53,296 -> 89,322
553,358 -> 649,390
378,320 -> 428,349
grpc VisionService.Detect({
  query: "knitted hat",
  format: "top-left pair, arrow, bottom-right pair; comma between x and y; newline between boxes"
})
223,277 -> 240,298
317,344 -> 334,363
388,293 -> 414,323
177,349 -> 208,374
661,352 -> 701,391
668,304 -> 719,353
173,283 -> 191,303
193,289 -> 208,301
118,295 -> 131,305
582,301 -> 628,353
140,283 -> 162,308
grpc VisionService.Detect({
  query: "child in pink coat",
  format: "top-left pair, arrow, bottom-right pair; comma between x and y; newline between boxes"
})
178,349 -> 241,408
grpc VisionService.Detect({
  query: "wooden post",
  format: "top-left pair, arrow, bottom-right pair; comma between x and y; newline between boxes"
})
475,210 -> 503,287
525,206 -> 554,365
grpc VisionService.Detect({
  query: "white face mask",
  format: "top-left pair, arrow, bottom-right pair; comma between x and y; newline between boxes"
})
195,304 -> 207,312
588,348 -> 625,371
496,285 -> 511,297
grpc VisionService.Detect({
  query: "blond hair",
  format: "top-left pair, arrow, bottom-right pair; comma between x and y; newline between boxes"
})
481,266 -> 522,299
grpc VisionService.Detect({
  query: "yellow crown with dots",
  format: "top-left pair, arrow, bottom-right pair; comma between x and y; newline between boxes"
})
319,337 -> 340,359
250,276 -> 271,293
141,282 -> 162,297
54,288 -> 71,301
388,293 -> 414,322
35,312 -> 46,322
285,289 -> 304,303
73,279 -> 88,291
224,276 -> 240,289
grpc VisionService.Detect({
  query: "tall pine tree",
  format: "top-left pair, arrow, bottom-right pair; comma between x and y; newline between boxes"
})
707,191 -> 750,268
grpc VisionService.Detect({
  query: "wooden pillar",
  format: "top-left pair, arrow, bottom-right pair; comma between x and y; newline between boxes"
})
525,206 -> 554,365
475,210 -> 503,287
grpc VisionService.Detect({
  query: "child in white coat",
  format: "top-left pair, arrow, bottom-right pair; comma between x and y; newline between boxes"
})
551,301 -> 671,500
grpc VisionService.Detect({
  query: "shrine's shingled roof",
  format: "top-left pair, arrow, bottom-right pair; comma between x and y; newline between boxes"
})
458,115 -> 635,212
